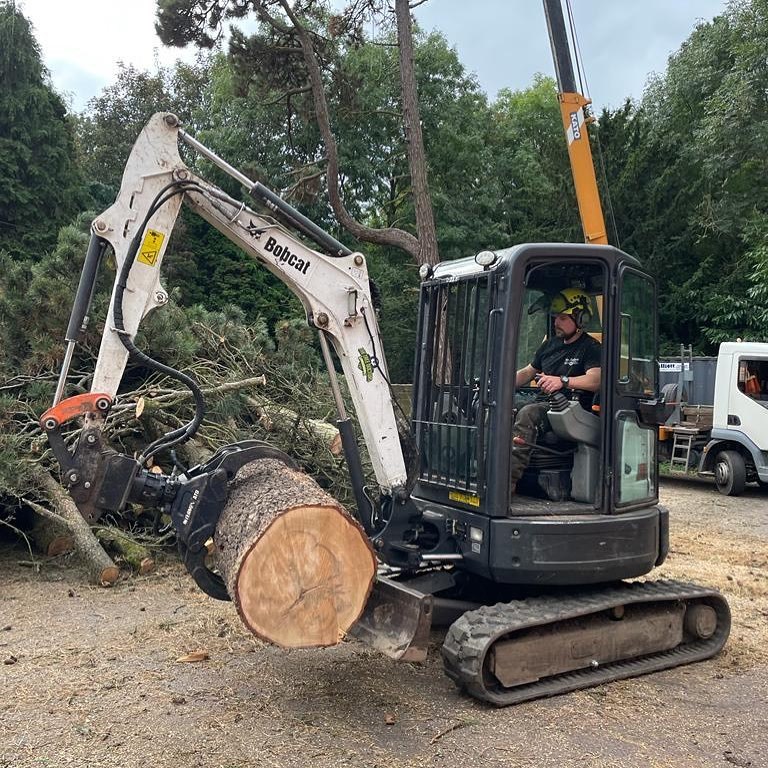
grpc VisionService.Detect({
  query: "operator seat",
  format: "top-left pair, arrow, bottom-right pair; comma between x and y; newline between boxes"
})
516,393 -> 601,504
546,393 -> 601,503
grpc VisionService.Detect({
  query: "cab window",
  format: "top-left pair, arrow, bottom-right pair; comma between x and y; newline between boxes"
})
737,359 -> 768,403
618,271 -> 656,396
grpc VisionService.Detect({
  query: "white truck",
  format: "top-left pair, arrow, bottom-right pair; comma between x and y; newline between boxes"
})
659,342 -> 768,495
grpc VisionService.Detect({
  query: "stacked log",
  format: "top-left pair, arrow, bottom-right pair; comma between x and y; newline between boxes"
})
214,459 -> 376,648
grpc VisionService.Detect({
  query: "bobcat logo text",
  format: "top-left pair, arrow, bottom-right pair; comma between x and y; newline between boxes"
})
265,236 -> 311,275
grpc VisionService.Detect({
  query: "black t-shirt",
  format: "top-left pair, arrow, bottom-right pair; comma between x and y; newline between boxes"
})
531,332 -> 601,409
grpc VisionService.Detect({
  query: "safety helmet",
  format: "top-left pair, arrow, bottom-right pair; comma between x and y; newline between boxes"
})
550,288 -> 593,328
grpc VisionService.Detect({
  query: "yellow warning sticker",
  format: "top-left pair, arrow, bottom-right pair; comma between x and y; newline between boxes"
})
357,348 -> 374,382
449,490 -> 481,507
137,229 -> 165,266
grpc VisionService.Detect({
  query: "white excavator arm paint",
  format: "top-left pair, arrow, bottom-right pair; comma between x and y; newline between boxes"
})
68,113 -> 407,493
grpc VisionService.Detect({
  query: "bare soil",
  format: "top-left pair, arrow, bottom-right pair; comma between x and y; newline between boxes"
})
2,480 -> 767,768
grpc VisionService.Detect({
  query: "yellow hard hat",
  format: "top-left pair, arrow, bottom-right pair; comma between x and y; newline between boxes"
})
550,288 -> 593,327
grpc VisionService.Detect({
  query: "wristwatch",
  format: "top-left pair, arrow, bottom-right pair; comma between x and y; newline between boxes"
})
560,375 -> 570,387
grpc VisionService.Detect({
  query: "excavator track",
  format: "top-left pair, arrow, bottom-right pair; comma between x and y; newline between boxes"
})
442,580 -> 730,706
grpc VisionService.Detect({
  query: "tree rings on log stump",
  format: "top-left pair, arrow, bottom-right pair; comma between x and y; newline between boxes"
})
214,459 -> 376,648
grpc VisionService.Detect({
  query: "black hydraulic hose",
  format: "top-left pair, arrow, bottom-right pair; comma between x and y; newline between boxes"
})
337,418 -> 375,535
111,180 -> 207,464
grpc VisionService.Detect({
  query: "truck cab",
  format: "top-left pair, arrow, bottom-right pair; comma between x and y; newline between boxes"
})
700,342 -> 768,493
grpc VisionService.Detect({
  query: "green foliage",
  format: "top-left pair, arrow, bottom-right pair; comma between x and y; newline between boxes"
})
596,0 -> 768,350
76,57 -> 214,203
357,246 -> 418,382
156,0 -> 243,49
0,1 -> 87,257
338,29 -> 506,260
745,217 -> 768,332
0,217 -> 106,377
163,206 -> 298,327
489,76 -> 581,245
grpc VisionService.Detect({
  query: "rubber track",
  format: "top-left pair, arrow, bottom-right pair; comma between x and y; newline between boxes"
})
441,580 -> 731,706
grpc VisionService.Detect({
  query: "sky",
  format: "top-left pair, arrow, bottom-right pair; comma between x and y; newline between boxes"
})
19,0 -> 730,114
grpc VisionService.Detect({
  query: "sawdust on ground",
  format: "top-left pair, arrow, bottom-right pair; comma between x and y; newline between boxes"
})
1,478 -> 767,768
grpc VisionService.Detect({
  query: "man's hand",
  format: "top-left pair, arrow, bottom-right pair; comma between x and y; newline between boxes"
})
537,374 -> 564,394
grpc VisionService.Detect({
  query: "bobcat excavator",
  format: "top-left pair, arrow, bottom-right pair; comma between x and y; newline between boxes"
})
40,110 -> 729,705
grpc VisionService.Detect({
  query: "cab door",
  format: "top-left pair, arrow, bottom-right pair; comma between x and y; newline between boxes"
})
611,267 -> 659,508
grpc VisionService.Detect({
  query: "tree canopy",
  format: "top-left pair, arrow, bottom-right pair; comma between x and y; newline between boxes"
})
597,0 -> 768,349
0,1 -> 86,258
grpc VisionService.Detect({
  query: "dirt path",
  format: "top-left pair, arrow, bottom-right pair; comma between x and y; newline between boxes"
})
2,480 -> 767,768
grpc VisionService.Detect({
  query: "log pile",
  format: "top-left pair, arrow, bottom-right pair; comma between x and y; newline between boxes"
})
214,459 -> 376,648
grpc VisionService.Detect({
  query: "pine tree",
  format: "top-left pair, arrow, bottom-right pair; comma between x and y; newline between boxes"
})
0,1 -> 87,258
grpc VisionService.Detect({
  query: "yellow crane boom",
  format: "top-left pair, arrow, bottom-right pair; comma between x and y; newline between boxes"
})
543,0 -> 608,245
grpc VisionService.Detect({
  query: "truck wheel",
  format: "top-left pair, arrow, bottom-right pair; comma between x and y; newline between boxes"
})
714,450 -> 746,496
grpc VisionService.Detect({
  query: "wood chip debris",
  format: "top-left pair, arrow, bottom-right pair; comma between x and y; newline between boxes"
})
175,650 -> 209,663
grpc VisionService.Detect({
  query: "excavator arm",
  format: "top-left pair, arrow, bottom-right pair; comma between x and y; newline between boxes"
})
42,112 -> 410,597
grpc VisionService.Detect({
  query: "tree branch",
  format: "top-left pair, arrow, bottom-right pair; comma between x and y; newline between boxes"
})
274,0 -> 422,259
264,85 -> 312,106
25,472 -> 119,586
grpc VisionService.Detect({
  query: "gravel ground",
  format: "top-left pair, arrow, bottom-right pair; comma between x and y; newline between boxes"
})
1,479 -> 767,768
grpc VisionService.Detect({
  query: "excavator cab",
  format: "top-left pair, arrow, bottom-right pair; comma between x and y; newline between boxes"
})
362,243 -> 729,703
512,267 -> 603,503
394,243 -> 664,584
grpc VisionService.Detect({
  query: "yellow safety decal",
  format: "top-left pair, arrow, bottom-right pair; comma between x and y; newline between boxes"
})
137,229 -> 165,266
449,490 -> 480,508
357,348 -> 374,382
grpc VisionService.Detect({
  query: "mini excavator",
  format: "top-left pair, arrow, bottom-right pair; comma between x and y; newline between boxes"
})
41,109 -> 729,705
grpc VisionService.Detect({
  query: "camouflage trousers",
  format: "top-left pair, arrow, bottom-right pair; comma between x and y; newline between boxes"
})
509,401 -> 552,486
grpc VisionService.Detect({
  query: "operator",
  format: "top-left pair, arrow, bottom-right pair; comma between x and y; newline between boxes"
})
509,288 -> 601,493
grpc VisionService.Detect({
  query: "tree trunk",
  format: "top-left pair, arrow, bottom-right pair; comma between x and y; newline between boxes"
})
245,396 -> 342,455
95,527 -> 155,574
275,0 -> 422,260
214,458 -> 376,648
395,0 -> 440,267
31,515 -> 74,557
33,472 -> 119,586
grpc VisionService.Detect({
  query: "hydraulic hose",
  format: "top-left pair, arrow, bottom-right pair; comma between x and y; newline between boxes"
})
111,180 -> 207,464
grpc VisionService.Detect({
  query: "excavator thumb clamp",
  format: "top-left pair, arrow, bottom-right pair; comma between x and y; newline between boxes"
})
168,440 -> 300,601
41,395 -> 299,600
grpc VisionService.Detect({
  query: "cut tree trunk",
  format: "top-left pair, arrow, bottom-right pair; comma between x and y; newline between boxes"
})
214,459 -> 376,648
31,516 -> 74,557
33,472 -> 119,586
95,527 -> 155,575
245,396 -> 342,455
